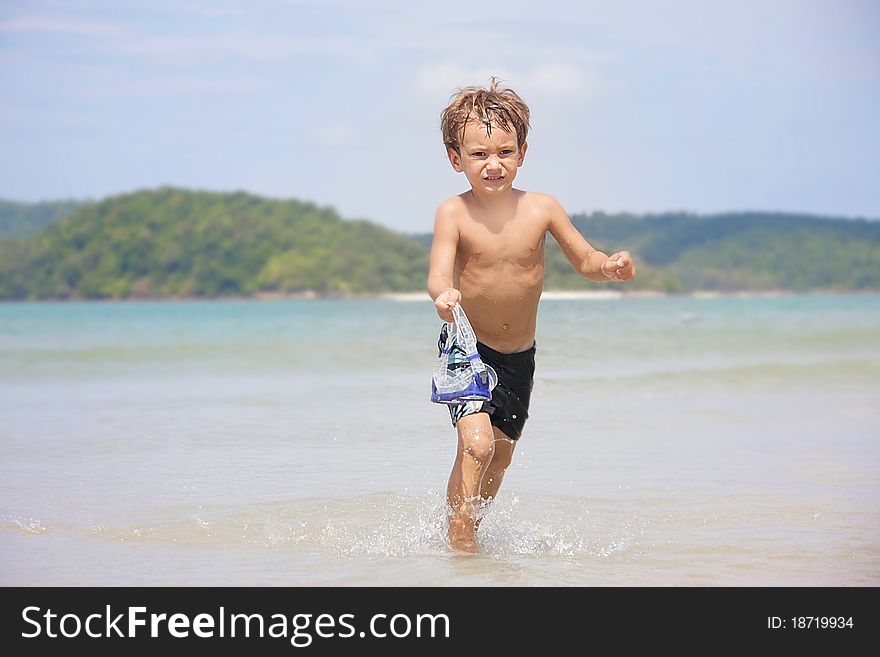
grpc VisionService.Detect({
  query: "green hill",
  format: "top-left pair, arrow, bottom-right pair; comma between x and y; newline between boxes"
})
0,199 -> 86,238
1,189 -> 878,300
565,211 -> 880,292
0,188 -> 428,300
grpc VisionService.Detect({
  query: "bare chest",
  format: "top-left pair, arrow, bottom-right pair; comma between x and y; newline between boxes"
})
456,216 -> 547,271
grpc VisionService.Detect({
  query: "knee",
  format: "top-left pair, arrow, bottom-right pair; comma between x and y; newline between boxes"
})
460,432 -> 495,463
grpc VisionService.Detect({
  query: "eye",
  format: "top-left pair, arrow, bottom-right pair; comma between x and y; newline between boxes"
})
470,152 -> 486,157
501,149 -> 514,155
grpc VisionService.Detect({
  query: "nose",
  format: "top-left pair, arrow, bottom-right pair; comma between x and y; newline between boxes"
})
486,154 -> 501,170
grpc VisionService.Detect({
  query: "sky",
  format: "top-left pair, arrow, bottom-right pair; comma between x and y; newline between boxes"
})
1,0 -> 878,232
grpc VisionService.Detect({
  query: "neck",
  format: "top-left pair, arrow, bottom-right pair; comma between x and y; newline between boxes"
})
467,187 -> 520,209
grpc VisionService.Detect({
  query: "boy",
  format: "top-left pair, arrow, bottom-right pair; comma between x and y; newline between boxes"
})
428,78 -> 635,552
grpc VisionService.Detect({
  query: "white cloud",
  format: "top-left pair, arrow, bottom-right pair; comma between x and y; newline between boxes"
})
414,64 -> 501,101
173,3 -> 246,18
98,75 -> 263,96
414,62 -> 597,104
113,33 -> 357,65
519,64 -> 594,99
0,15 -> 121,37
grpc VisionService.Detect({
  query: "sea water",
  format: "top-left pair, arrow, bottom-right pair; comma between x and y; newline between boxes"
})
1,294 -> 878,585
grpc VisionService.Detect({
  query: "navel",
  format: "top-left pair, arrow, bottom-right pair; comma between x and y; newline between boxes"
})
502,323 -> 509,330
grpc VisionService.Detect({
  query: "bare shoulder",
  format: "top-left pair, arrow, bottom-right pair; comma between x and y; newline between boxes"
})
434,195 -> 468,224
522,191 -> 564,212
518,191 -> 565,229
438,193 -> 470,213
432,196 -> 466,242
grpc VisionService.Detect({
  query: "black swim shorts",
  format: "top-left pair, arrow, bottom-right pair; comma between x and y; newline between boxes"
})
437,323 -> 536,441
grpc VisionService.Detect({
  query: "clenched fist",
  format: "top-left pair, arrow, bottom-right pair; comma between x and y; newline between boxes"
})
434,288 -> 462,322
601,251 -> 636,281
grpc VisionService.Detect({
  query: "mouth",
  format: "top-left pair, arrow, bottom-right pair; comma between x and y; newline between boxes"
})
484,176 -> 504,182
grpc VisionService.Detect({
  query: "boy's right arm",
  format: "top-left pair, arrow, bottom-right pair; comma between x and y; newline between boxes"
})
427,201 -> 461,322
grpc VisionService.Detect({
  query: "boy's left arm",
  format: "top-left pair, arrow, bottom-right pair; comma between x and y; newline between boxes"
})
546,196 -> 635,282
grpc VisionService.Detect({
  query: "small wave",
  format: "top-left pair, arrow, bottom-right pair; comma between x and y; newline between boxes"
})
539,357 -> 880,389
1,492 -> 654,558
1,516 -> 47,535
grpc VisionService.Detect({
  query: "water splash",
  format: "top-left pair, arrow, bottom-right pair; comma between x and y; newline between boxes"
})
1,491 -> 653,559
476,495 -> 650,558
2,516 -> 47,535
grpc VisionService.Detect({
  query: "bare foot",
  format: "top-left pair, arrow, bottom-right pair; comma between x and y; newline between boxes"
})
448,510 -> 478,553
450,536 -> 478,553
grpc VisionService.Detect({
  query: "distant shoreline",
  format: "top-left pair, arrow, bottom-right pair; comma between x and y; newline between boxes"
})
379,289 -> 875,302
2,289 -> 878,303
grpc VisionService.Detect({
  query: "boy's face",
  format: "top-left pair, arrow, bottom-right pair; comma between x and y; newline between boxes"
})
447,119 -> 527,195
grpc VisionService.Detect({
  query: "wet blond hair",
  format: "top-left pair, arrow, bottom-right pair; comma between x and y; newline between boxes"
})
440,76 -> 531,154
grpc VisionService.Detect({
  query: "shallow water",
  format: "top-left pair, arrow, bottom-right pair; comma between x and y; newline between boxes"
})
1,294 -> 878,585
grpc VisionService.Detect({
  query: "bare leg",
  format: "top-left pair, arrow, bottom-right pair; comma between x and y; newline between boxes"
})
474,427 -> 517,532
480,428 -> 517,502
446,412 -> 495,552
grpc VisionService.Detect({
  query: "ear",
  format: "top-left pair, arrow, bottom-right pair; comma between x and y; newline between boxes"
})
447,147 -> 464,173
517,141 -> 528,167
